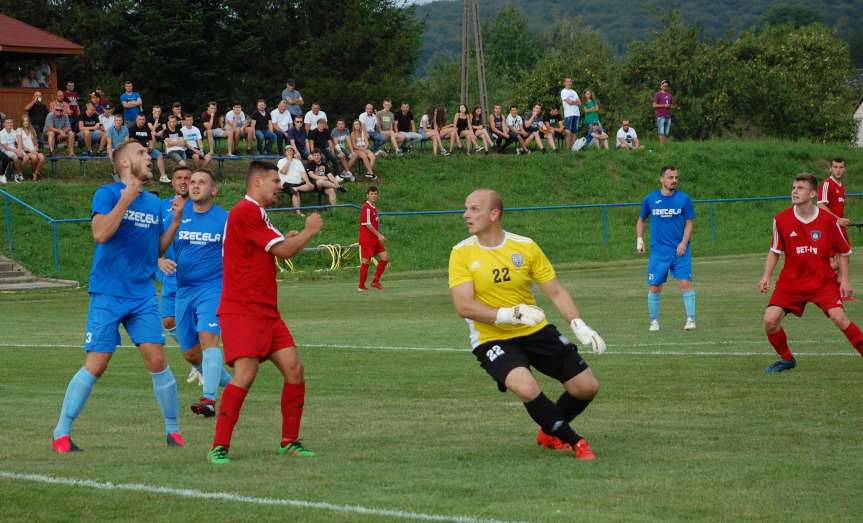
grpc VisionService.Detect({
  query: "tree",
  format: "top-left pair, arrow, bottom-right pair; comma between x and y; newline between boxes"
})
760,4 -> 826,29
482,3 -> 541,81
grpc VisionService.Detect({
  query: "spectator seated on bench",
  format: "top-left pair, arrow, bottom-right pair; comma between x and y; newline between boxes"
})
278,145 -> 322,215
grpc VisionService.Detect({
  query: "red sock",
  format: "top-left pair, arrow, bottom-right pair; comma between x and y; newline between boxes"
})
842,322 -> 863,356
281,382 -> 305,444
372,260 -> 388,283
213,383 -> 247,449
767,328 -> 794,360
358,263 -> 370,288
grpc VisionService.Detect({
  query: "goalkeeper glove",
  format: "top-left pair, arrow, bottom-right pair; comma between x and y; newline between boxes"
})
636,237 -> 645,253
496,304 -> 546,327
570,318 -> 607,353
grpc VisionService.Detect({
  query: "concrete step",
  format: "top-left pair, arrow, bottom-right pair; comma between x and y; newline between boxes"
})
0,275 -> 36,284
0,262 -> 14,272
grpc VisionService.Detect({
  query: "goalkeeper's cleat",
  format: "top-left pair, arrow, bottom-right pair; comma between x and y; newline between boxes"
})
573,438 -> 596,461
684,317 -> 696,330
279,439 -> 316,458
370,281 -> 385,291
187,366 -> 203,386
51,435 -> 83,453
191,397 -> 216,417
649,320 -> 660,331
166,432 -> 186,447
764,358 -> 797,374
536,429 -> 571,451
208,445 -> 230,465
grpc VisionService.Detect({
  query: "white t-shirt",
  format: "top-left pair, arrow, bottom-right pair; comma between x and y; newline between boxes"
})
16,128 -> 37,151
224,111 -> 246,129
277,157 -> 307,185
616,127 -> 638,147
505,114 -> 523,131
561,88 -> 580,118
419,114 -> 430,130
303,110 -> 327,129
181,125 -> 203,149
270,108 -> 293,132
358,112 -> 377,133
99,113 -> 114,131
0,128 -> 17,150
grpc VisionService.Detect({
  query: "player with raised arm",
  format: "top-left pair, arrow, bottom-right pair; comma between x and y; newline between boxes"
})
449,189 -> 604,460
357,186 -> 389,291
159,169 -> 232,416
636,166 -> 697,331
51,142 -> 184,453
208,161 -> 324,465
759,173 -> 863,373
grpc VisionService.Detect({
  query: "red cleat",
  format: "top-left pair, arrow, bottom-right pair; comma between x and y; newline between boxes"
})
536,428 -> 571,451
51,435 -> 82,453
166,432 -> 186,447
371,281 -> 385,291
573,438 -> 596,461
191,397 -> 216,417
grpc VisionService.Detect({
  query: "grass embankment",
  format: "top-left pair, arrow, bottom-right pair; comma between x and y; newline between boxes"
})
0,139 -> 861,284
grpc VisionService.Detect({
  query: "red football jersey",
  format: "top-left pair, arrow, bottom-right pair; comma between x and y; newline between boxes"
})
219,196 -> 285,318
359,201 -> 379,243
771,207 -> 851,293
818,176 -> 845,218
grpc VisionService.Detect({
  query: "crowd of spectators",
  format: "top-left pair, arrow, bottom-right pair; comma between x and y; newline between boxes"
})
1,76 -> 675,187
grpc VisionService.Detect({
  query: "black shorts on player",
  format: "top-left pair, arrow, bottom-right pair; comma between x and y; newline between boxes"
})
472,324 -> 589,392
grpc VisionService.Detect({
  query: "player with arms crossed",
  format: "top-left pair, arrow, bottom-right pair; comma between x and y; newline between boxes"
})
449,189 -> 605,460
759,173 -> 863,373
636,165 -> 697,331
160,169 -> 232,416
817,157 -> 852,270
208,161 -> 324,465
52,142 -> 184,452
358,186 -> 389,291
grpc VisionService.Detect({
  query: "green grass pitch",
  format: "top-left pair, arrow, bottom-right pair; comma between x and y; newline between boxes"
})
1,255 -> 861,522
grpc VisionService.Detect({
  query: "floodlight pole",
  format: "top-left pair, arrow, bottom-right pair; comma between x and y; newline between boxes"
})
460,0 -> 489,117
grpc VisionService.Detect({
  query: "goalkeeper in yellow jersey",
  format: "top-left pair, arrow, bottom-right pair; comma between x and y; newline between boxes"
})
448,189 -> 605,460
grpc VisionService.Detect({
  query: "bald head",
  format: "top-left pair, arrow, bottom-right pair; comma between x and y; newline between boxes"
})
469,189 -> 503,213
464,189 -> 504,238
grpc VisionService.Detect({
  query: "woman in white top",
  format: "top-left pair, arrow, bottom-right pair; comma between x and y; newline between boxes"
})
277,145 -> 315,215
349,120 -> 376,180
419,107 -> 447,156
17,115 -> 45,180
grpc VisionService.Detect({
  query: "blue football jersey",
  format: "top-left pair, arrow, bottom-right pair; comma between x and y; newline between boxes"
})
173,200 -> 228,288
639,189 -> 695,254
88,183 -> 160,297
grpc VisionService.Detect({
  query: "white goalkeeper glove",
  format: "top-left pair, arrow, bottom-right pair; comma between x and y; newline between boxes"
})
636,237 -> 645,254
187,366 -> 203,386
570,318 -> 607,353
496,304 -> 546,327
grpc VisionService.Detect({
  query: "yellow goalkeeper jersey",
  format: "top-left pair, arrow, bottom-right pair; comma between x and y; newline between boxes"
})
448,231 -> 556,347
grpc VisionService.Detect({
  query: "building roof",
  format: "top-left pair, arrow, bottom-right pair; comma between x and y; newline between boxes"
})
0,13 -> 83,55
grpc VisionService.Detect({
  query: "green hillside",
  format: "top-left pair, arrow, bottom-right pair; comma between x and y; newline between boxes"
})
1,139 -> 861,284
414,0 -> 863,72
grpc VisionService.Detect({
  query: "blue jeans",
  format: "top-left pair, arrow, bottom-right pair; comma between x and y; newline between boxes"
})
564,116 -> 580,133
255,130 -> 276,154
368,130 -> 387,151
656,117 -> 671,137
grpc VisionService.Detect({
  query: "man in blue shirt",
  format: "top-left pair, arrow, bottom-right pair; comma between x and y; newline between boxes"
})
160,169 -> 231,416
636,165 -> 697,331
52,142 -> 184,453
119,80 -> 143,125
157,166 -> 191,356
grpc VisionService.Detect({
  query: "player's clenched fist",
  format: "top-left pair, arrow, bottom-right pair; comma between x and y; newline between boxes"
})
758,276 -> 770,293
304,213 -> 323,234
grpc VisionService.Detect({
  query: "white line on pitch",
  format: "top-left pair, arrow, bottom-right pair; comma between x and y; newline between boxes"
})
0,471 -> 525,523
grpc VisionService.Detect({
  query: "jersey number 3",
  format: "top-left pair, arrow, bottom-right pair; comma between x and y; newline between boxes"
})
492,267 -> 511,283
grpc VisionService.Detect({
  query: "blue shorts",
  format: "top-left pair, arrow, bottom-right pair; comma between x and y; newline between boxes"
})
84,293 -> 165,352
149,149 -> 162,159
175,284 -> 222,351
647,251 -> 692,286
156,272 -> 177,319
656,117 -> 671,137
564,116 -> 580,133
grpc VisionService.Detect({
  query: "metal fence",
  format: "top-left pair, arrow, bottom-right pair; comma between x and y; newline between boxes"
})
2,189 -> 861,273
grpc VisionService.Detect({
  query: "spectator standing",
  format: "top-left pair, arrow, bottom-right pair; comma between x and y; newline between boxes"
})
653,80 -> 673,145
419,107 -> 447,156
303,102 -> 327,133
581,90 -> 602,145
616,120 -> 642,150
350,120 -> 377,179
181,114 -> 212,169
270,100 -> 293,153
225,102 -> 254,156
287,116 -> 310,160
488,104 -> 516,153
395,102 -> 422,153
200,102 -> 226,155
24,90 -> 49,137
89,91 -> 107,114
106,114 -> 129,163
78,102 -> 104,156
377,99 -> 403,155
17,115 -> 45,180
281,79 -> 304,120
250,99 -> 276,155
44,104 -> 76,156
560,77 -> 581,149
119,81 -> 143,125
130,113 -> 168,182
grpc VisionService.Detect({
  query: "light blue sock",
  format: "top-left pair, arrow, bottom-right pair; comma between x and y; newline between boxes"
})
647,291 -> 661,321
165,326 -> 180,347
151,367 -> 180,434
53,368 -> 97,439
201,347 -> 224,401
220,368 -> 232,388
682,290 -> 696,319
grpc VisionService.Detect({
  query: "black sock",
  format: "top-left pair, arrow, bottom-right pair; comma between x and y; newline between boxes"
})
557,392 -> 593,423
524,393 -> 579,445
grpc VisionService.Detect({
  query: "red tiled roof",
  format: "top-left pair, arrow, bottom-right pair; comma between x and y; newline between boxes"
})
0,13 -> 83,55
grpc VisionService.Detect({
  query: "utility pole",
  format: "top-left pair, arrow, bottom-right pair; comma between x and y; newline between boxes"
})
460,0 -> 489,117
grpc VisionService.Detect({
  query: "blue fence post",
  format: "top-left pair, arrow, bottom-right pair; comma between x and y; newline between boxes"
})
709,203 -> 716,245
3,194 -> 11,251
52,221 -> 60,273
601,207 -> 609,247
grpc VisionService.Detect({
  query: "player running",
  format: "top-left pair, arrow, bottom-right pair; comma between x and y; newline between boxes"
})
52,142 -> 184,452
358,186 -> 389,291
159,169 -> 231,416
208,161 -> 324,465
449,189 -> 605,460
636,165 -> 697,331
759,173 -> 863,373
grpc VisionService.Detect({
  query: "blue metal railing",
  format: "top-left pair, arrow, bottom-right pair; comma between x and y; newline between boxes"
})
2,189 -> 861,274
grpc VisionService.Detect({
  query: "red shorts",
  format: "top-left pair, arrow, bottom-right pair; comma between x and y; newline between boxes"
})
768,283 -> 843,317
219,314 -> 296,365
360,239 -> 385,259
